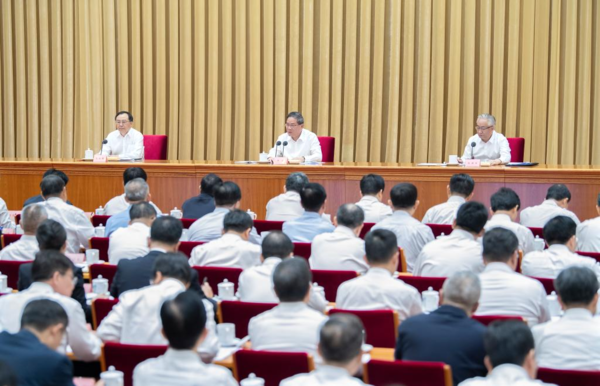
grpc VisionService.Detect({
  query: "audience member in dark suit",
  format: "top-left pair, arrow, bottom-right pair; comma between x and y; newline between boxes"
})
395,271 -> 487,385
0,299 -> 74,386
0,361 -> 17,386
23,168 -> 73,208
182,173 -> 222,219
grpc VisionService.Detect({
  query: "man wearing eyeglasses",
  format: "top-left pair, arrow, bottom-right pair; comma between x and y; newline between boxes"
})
268,111 -> 323,163
100,111 -> 145,160
460,114 -> 511,166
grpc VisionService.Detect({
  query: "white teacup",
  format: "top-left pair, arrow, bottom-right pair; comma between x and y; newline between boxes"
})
217,323 -> 236,346
86,249 -> 100,264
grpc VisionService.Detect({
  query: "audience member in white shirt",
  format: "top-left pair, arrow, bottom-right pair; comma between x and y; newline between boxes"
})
0,204 -> 47,261
414,201 -> 487,277
576,194 -> 600,252
475,228 -> 550,326
0,197 -> 14,230
520,184 -> 580,227
133,291 -> 237,386
459,321 -> 553,386
105,178 -> 154,237
422,173 -> 475,225
266,172 -> 309,221
282,183 -> 335,242
372,183 -> 435,272
100,111 -> 144,160
104,167 -> 162,216
108,202 -> 155,264
532,266 -> 600,370
249,258 -> 328,357
281,314 -> 368,386
267,111 -> 323,163
189,209 -> 261,269
355,174 -> 392,223
310,204 -> 368,274
336,229 -> 422,321
485,188 -> 535,254
459,113 -> 511,165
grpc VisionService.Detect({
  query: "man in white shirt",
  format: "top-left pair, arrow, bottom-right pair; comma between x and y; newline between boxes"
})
282,183 -> 335,242
100,111 -> 144,160
520,184 -> 580,227
336,229 -> 422,321
265,172 -> 309,221
459,113 -> 511,165
485,188 -> 535,254
189,209 -> 261,269
355,174 -> 392,223
281,314 -> 368,386
475,228 -> 550,326
108,202 -> 156,264
0,250 -> 101,361
459,321 -> 553,386
133,290 -> 237,386
248,258 -> 328,356
523,216 -> 600,280
0,204 -> 47,261
268,111 -> 322,162
372,183 -> 435,272
38,175 -> 94,254
414,201 -> 487,277
103,167 -> 162,216
97,253 -> 219,362
576,194 -> 600,252
310,204 -> 368,273
422,173 -> 475,225
0,197 -> 14,230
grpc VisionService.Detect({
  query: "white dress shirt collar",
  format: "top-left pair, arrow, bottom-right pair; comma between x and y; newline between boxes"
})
448,196 -> 466,204
28,281 -> 54,294
20,235 -> 37,242
277,301 -> 309,312
392,210 -> 412,219
541,199 -> 560,208
150,247 -> 168,253
360,195 -> 380,204
334,225 -> 358,238
546,244 -> 572,254
451,229 -> 476,241
45,197 -> 64,204
483,262 -> 514,274
562,307 -> 594,320
490,213 -> 513,223
366,267 -> 393,278
263,256 -> 283,266
487,364 -> 535,383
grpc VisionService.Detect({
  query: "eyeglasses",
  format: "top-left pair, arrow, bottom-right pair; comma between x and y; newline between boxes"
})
115,120 -> 131,125
285,123 -> 299,127
475,125 -> 493,132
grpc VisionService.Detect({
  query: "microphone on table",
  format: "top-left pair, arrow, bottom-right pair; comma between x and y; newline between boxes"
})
282,141 -> 288,157
275,141 -> 282,157
100,139 -> 108,154
470,142 -> 476,159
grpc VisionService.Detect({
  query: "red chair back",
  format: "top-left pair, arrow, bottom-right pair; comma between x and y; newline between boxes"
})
537,367 -> 600,386
293,242 -> 311,259
577,251 -> 600,263
311,270 -> 358,301
359,222 -> 376,239
425,223 -> 453,238
317,136 -> 335,162
365,359 -> 453,386
91,215 -> 111,228
89,237 -> 109,261
0,260 -> 30,289
398,276 -> 446,293
507,137 -> 525,162
180,218 -> 195,229
92,298 -> 119,329
234,350 -> 314,386
529,276 -> 555,294
89,264 -> 118,287
253,220 -> 284,234
528,227 -> 544,239
14,214 -> 21,225
1,234 -> 22,248
218,301 -> 276,338
329,309 -> 398,348
177,241 -> 205,257
191,266 -> 242,294
472,314 -> 525,326
143,135 -> 168,160
102,342 -> 168,386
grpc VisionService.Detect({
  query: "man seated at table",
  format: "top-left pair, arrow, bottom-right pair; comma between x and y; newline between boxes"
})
422,173 -> 475,225
23,168 -> 73,208
577,193 -> 600,252
310,203 -> 368,274
266,172 -> 310,221
281,314 -> 368,386
336,229 -> 422,320
267,112 -> 322,163
182,173 -> 223,220
249,258 -> 328,357
105,178 -> 155,237
413,201 -> 487,277
0,204 -> 47,261
459,113 -> 511,165
520,184 -> 580,227
133,291 -> 237,386
104,167 -> 162,216
355,173 -> 392,223
283,183 -> 334,242
485,188 -> 535,254
0,299 -> 73,386
100,111 -> 144,160
108,202 -> 156,264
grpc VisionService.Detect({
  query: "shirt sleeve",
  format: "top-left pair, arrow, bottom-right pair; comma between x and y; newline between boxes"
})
499,136 -> 512,163
198,299 -> 220,363
0,199 -> 14,229
304,134 -> 323,162
123,131 -> 144,159
75,211 -> 95,251
101,134 -> 113,156
96,301 -> 125,343
66,301 -> 102,361
537,285 -> 551,324
307,288 -> 327,313
461,140 -> 473,160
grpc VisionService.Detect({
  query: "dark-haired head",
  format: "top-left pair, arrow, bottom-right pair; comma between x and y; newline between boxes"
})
42,168 -> 69,186
555,266 -> 599,308
261,231 -> 293,259
129,202 -> 157,224
273,258 -> 311,302
31,250 -> 75,297
455,201 -> 488,235
201,174 -> 223,197
123,167 -> 147,185
389,183 -> 418,210
336,204 -> 364,230
36,219 -> 67,251
542,215 -> 576,246
150,216 -> 183,247
300,183 -> 327,212
484,321 -> 534,373
491,188 -> 520,214
40,175 -> 65,199
482,228 -> 519,266
365,229 -> 398,267
21,299 -> 69,350
115,111 -> 134,122
152,253 -> 192,286
319,313 -> 364,368
360,174 -> 386,196
546,184 -> 571,204
223,209 -> 253,234
214,182 -> 242,207
161,291 -> 207,350
285,172 -> 309,193
449,173 -> 475,198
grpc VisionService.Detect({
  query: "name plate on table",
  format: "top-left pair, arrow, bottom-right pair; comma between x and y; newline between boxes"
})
464,159 -> 481,168
93,154 -> 108,163
271,157 -> 289,165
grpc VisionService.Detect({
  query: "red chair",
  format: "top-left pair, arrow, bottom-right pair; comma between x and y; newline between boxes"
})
311,270 -> 358,301
143,134 -> 168,160
317,136 -> 336,163
14,214 -> 21,225
180,218 -> 195,229
359,222 -> 375,239
218,301 -> 276,339
0,260 -> 30,289
178,241 -> 205,257
91,298 -> 119,329
234,350 -> 314,386
329,309 -> 399,348
192,266 -> 242,294
472,315 -> 525,326
364,359 -> 453,386
425,223 -> 453,238
528,227 -> 544,240
529,276 -> 555,294
398,276 -> 446,293
293,242 -> 311,259
507,137 -> 525,162
537,367 -> 600,386
89,264 -> 118,287
1,234 -> 22,248
253,220 -> 284,234
91,215 -> 111,228
577,251 -> 600,263
89,237 -> 109,261
101,342 -> 168,386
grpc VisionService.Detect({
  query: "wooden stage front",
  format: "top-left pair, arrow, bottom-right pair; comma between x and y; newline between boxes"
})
0,159 -> 599,222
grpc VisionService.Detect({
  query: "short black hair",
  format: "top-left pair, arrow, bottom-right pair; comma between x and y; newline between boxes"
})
285,172 -> 309,193
336,204 -> 364,229
286,111 -> 305,125
223,209 -> 253,233
152,253 -> 192,285
201,174 -> 223,197
43,168 -> 69,186
262,231 -> 293,258
360,174 -> 386,196
597,193 -> 600,207
319,313 -> 364,364
546,184 -> 571,202
491,188 -> 521,212
40,175 -> 65,198
32,250 -> 73,282
161,291 -> 207,350
150,216 -> 183,245
129,202 -> 157,221
543,215 -> 577,245
123,167 -> 147,185
365,229 -> 398,265
21,299 -> 69,332
0,360 -> 17,386
482,228 -> 519,263
36,219 -> 67,251
485,320 -> 533,368
555,266 -> 599,306
300,183 -> 327,212
273,258 -> 312,302
115,111 -> 134,122
390,183 -> 418,209
449,173 -> 475,197
214,182 -> 242,206
456,201 -> 488,234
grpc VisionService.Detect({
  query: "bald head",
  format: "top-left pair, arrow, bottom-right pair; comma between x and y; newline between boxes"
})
336,204 -> 364,230
21,204 -> 48,234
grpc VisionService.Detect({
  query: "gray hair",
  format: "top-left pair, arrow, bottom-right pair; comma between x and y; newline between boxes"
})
125,178 -> 150,202
336,203 -> 365,229
442,271 -> 481,309
21,204 -> 48,234
285,172 -> 309,193
286,111 -> 304,125
477,113 -> 496,126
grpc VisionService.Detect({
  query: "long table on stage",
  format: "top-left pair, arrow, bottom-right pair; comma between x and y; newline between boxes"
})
0,159 -> 599,222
